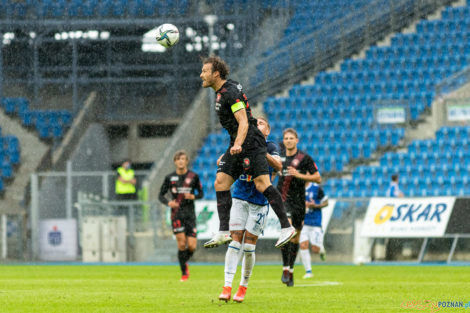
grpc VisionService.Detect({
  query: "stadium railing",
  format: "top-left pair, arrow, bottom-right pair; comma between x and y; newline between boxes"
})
435,65 -> 470,96
75,197 -> 162,262
247,0 -> 454,102
21,188 -> 470,263
29,168 -> 150,260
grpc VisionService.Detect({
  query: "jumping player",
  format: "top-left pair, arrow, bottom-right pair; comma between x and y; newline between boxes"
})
200,56 -> 295,249
158,150 -> 204,281
277,128 -> 321,287
299,182 -> 329,279
219,117 -> 282,303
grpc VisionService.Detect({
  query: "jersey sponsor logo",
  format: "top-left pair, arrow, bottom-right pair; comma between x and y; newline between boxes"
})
239,174 -> 253,182
170,176 -> 179,182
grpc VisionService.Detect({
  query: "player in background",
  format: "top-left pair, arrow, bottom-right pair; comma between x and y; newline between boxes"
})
200,56 -> 295,249
299,182 -> 329,279
218,117 -> 282,303
158,150 -> 204,282
277,128 -> 321,287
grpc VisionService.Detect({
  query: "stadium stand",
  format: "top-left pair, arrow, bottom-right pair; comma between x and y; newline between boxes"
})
0,127 -> 20,190
193,1 -> 470,200
324,126 -> 470,197
1,97 -> 73,140
0,0 -> 190,18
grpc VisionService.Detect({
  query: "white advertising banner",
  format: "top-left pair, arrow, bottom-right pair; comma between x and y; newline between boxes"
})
376,107 -> 406,124
39,219 -> 77,261
195,200 -> 336,239
361,197 -> 456,238
447,104 -> 470,121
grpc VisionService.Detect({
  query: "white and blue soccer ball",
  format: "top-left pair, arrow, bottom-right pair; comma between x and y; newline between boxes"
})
155,23 -> 180,48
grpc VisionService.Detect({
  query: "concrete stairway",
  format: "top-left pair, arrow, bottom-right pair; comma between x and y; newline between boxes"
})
0,110 -> 48,214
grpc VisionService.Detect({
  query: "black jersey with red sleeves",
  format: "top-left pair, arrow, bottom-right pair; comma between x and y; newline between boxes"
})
215,79 -> 263,147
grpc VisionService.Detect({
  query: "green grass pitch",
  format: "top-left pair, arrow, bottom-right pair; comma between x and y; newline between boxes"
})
0,264 -> 469,312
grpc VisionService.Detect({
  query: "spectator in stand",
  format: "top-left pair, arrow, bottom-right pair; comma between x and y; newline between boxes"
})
386,174 -> 404,197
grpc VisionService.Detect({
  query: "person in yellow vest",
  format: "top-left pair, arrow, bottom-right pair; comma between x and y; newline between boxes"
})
115,160 -> 137,201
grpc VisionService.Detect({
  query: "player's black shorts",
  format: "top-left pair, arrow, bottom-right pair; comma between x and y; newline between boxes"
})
217,143 -> 269,181
172,214 -> 197,237
285,202 -> 305,230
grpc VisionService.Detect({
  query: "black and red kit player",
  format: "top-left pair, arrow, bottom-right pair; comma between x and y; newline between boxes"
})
158,150 -> 204,281
277,128 -> 321,287
200,56 -> 295,249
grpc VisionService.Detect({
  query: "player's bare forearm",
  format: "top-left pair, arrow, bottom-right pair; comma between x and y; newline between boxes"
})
293,170 -> 321,183
301,171 -> 321,183
266,154 -> 282,172
307,200 -> 328,209
233,109 -> 248,147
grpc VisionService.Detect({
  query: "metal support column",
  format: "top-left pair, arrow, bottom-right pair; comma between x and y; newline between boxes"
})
205,15 -> 218,134
30,174 -> 39,260
418,237 -> 429,263
447,235 -> 459,264
1,214 -> 6,259
0,33 -> 3,102
106,40 -> 111,115
33,37 -> 40,105
66,161 -> 73,219
102,173 -> 109,200
72,39 -> 79,114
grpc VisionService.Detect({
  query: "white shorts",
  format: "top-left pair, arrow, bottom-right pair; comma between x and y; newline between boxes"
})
300,225 -> 324,248
229,198 -> 269,237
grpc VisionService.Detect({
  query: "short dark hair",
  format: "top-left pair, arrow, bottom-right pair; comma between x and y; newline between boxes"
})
391,174 -> 399,182
202,56 -> 230,79
283,128 -> 298,138
173,150 -> 189,161
257,116 -> 270,131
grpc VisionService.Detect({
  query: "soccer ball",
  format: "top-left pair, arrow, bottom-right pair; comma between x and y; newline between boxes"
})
155,24 -> 179,48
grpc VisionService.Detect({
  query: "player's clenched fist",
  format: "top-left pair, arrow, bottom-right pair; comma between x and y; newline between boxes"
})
230,144 -> 242,155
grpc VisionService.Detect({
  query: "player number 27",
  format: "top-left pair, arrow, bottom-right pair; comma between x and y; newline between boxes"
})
255,212 -> 266,225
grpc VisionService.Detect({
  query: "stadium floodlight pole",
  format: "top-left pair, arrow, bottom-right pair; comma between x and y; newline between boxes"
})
0,33 -> 3,103
204,14 -> 218,133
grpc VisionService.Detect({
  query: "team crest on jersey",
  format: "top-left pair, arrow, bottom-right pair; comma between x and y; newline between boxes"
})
185,177 -> 192,185
243,157 -> 250,170
171,187 -> 177,193
292,159 -> 300,167
216,93 -> 221,102
237,83 -> 243,91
